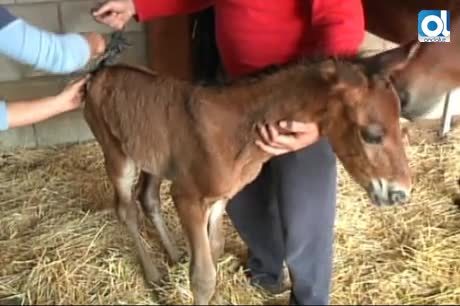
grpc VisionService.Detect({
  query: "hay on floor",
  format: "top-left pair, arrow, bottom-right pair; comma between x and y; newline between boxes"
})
1,119 -> 460,305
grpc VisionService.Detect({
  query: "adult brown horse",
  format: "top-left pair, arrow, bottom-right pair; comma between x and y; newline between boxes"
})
363,0 -> 460,120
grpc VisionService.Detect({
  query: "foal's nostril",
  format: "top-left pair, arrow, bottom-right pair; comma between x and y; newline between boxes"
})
389,190 -> 408,204
368,179 -> 410,206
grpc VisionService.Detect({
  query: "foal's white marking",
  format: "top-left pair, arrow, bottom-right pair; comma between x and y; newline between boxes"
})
119,159 -> 138,194
209,200 -> 227,229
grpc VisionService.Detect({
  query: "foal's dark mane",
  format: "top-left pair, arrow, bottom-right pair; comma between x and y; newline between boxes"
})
196,52 -> 369,88
87,31 -> 371,92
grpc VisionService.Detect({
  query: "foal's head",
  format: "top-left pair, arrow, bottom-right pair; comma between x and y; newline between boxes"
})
318,41 -> 420,206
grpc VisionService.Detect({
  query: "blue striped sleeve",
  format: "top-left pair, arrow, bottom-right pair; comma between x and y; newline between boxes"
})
0,17 -> 91,74
0,100 -> 9,131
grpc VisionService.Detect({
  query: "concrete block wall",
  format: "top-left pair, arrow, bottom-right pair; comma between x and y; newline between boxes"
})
0,0 -> 148,150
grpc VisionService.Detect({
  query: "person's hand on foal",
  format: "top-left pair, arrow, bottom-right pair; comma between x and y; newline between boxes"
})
255,121 -> 320,156
54,76 -> 90,112
92,0 -> 136,30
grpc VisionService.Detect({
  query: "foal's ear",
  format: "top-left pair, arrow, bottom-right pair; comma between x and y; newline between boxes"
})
368,40 -> 420,76
320,59 -> 365,91
319,59 -> 367,104
319,59 -> 339,82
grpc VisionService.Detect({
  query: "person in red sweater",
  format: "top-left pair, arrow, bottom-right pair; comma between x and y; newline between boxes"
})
93,1 -> 365,304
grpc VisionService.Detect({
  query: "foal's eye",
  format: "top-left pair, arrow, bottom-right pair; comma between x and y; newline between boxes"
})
360,124 -> 384,144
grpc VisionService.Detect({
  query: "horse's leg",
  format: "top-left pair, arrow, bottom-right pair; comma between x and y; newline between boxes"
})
107,156 -> 161,284
174,192 -> 216,305
84,105 -> 160,284
208,199 -> 227,267
139,171 -> 181,263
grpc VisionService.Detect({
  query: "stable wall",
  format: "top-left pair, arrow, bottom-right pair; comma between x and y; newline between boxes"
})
0,0 -> 148,150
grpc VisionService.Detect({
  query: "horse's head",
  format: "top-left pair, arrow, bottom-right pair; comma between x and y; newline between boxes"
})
318,40 -> 420,206
360,0 -> 459,120
389,40 -> 460,120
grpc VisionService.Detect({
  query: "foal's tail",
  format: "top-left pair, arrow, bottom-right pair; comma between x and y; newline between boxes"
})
88,31 -> 132,74
66,31 -> 131,82
77,31 -> 131,105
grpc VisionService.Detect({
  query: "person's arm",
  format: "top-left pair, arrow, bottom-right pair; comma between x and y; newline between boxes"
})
0,100 -> 8,131
0,97 -> 70,131
0,77 -> 87,131
0,6 -> 105,74
133,0 -> 214,21
92,0 -> 214,30
310,0 -> 365,56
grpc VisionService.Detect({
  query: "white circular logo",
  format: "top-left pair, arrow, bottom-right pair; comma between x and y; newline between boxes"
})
421,15 -> 444,37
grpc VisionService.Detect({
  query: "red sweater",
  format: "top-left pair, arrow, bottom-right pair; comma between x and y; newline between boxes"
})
133,0 -> 365,78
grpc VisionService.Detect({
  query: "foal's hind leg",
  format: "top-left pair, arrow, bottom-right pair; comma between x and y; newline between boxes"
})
139,171 -> 181,263
208,200 -> 227,267
106,157 -> 161,284
83,105 -> 160,283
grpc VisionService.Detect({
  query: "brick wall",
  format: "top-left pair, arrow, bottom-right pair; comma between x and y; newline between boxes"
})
0,0 -> 148,150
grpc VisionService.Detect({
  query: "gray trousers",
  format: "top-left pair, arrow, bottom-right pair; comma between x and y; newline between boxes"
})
226,138 -> 337,305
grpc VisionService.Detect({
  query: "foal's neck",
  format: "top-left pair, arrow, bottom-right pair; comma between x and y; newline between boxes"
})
209,61 -> 333,132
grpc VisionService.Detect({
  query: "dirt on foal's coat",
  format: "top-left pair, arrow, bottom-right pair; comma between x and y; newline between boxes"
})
82,37 -> 419,304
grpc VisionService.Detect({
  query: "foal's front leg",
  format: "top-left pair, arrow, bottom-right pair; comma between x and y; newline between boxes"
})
174,195 -> 216,305
208,199 -> 227,266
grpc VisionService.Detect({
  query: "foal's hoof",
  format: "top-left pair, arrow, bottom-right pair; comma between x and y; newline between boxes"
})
173,252 -> 189,265
143,265 -> 162,285
212,293 -> 226,305
167,248 -> 182,265
453,196 -> 460,208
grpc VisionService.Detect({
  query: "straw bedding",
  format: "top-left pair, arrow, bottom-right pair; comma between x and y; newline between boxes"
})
1,118 -> 460,305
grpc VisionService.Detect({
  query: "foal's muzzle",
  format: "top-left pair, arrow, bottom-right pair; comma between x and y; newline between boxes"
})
367,179 -> 410,206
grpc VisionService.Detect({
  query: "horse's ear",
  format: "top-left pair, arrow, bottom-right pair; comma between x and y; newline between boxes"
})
368,40 -> 420,76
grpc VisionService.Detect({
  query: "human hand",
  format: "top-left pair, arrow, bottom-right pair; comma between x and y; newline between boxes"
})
54,76 -> 90,112
83,32 -> 107,59
255,121 -> 320,156
92,0 -> 136,30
